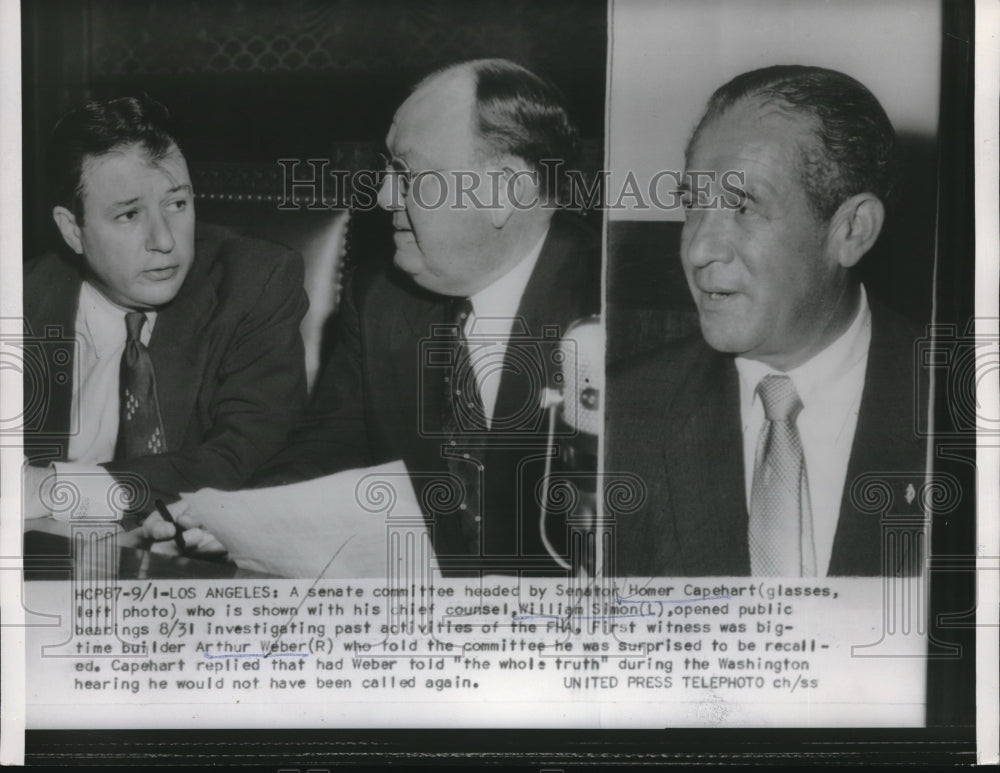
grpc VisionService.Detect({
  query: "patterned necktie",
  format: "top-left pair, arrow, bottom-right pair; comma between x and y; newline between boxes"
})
442,297 -> 486,552
115,311 -> 166,460
748,374 -> 816,576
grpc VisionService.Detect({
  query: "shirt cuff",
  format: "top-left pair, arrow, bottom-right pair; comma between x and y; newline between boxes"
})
45,463 -> 127,521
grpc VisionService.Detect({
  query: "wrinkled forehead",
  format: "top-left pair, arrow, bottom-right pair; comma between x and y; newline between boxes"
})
688,97 -> 817,166
385,69 -> 480,167
685,99 -> 820,199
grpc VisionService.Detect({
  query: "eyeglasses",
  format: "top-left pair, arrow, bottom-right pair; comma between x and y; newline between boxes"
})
378,153 -> 416,196
378,153 -> 459,199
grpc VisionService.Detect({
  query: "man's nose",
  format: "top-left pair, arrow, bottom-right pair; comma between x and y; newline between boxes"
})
146,211 -> 175,253
681,208 -> 735,269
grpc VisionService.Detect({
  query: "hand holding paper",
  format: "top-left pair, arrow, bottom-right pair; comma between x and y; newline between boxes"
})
141,507 -> 228,556
149,460 -> 435,578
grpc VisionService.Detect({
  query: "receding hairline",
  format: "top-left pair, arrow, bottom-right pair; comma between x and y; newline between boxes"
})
410,58 -> 525,98
686,94 -> 820,162
685,94 -> 841,225
396,58 -> 576,198
388,67 -> 478,161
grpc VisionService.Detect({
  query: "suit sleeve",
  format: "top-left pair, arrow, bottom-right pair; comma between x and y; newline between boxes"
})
103,250 -> 309,502
249,270 -> 371,486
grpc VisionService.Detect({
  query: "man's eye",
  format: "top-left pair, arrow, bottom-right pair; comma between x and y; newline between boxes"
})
116,209 -> 139,222
728,191 -> 749,215
167,199 -> 189,212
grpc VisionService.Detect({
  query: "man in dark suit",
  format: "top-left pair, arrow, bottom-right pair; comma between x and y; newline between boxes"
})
23,96 -> 308,519
607,65 -> 927,578
149,59 -> 600,575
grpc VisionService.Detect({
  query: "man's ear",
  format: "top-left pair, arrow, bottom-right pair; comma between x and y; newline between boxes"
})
489,164 -> 537,229
52,206 -> 84,255
826,192 -> 885,269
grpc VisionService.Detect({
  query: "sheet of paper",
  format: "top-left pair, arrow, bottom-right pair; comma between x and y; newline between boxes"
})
175,460 -> 435,579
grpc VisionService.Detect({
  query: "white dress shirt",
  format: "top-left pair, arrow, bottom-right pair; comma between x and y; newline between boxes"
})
46,281 -> 156,520
67,281 -> 156,462
464,230 -> 548,427
734,286 -> 872,576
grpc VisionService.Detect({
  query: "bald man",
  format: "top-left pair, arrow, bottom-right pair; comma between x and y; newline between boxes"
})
153,59 -> 600,575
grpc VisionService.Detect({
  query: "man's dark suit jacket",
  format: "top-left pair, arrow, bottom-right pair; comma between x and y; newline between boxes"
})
257,211 -> 601,573
606,299 -> 927,577
23,223 -> 309,504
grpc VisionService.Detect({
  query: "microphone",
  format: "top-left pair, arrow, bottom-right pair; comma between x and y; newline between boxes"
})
556,315 -> 603,468
540,315 -> 604,572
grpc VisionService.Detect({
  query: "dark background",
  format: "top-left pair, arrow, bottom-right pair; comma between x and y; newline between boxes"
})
21,0 -> 607,258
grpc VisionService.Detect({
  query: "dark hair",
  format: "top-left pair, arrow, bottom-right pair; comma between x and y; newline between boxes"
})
419,58 -> 580,202
46,95 -> 180,221
686,65 -> 895,221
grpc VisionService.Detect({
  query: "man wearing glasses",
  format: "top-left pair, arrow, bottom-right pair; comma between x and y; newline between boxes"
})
148,58 -> 600,575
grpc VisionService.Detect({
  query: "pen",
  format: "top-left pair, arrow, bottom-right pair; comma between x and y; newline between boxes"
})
154,498 -> 187,552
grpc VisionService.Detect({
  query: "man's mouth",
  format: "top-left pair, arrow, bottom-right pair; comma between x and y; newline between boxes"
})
144,266 -> 179,281
696,283 -> 737,301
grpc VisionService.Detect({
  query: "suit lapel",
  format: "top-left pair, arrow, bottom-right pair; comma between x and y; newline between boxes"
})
373,276 -> 449,461
662,348 -> 751,575
390,291 -> 463,557
405,296 -> 449,446
493,218 -> 589,431
147,256 -> 216,452
829,307 -> 925,575
482,218 -> 597,563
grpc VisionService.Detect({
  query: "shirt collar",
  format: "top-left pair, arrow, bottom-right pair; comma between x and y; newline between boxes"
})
77,281 -> 157,358
735,285 -> 872,413
468,227 -> 549,329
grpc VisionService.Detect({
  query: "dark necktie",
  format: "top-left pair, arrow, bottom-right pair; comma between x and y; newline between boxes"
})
748,374 -> 816,576
442,297 -> 486,552
115,311 -> 166,460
